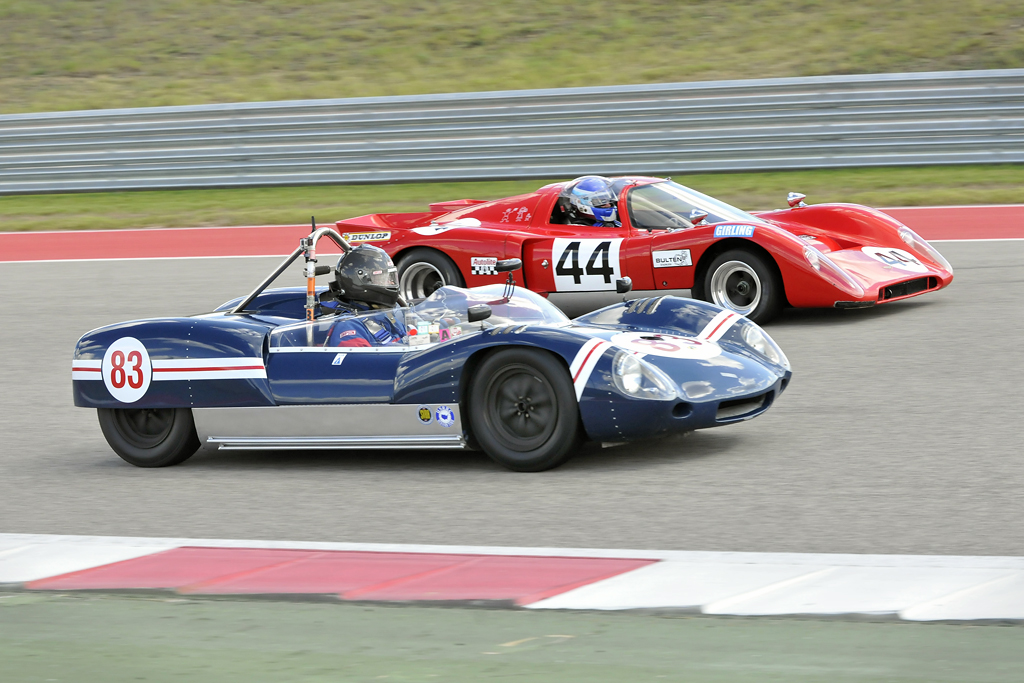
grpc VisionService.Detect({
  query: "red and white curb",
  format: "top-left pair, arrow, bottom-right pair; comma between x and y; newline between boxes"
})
2,534 -> 1022,621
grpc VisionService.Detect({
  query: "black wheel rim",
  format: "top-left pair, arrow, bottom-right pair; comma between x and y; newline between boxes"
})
726,271 -> 757,307
113,409 -> 175,449
484,364 -> 557,452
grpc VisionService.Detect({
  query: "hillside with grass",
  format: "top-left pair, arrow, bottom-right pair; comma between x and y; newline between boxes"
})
2,0 -> 1023,114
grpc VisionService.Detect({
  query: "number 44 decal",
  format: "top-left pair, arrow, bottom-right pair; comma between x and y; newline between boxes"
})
551,238 -> 623,291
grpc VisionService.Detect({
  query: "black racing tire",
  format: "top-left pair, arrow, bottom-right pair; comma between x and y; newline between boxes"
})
467,348 -> 580,472
396,248 -> 465,301
97,407 -> 200,468
699,249 -> 784,324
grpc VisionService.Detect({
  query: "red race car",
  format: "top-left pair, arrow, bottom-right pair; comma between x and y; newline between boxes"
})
335,176 -> 953,323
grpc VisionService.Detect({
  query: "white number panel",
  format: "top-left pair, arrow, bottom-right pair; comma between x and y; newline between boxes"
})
102,337 -> 152,403
610,332 -> 722,360
861,247 -> 929,274
551,238 -> 623,292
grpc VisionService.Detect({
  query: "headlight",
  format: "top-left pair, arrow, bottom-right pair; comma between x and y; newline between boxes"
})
803,247 -> 865,297
611,351 -> 677,400
741,322 -> 791,370
898,226 -> 953,274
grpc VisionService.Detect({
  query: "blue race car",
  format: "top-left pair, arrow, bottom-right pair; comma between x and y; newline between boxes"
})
72,228 -> 792,471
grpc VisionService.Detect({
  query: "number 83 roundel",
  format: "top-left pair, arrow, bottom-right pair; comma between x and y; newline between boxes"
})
102,337 -> 152,403
552,238 -> 623,292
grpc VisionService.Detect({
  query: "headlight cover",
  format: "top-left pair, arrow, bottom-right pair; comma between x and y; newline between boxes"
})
899,226 -> 953,274
740,321 -> 791,370
611,351 -> 678,400
804,246 -> 865,297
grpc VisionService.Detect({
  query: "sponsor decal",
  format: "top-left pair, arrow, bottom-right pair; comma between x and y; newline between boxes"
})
342,231 -> 391,243
552,238 -> 624,292
610,331 -> 722,360
500,207 -> 533,223
471,257 -> 498,276
102,337 -> 152,403
714,225 -> 756,238
417,405 -> 433,425
652,249 -> 692,268
435,405 -> 455,428
331,353 -> 345,366
412,217 -> 482,236
861,246 -> 929,274
339,329 -> 357,338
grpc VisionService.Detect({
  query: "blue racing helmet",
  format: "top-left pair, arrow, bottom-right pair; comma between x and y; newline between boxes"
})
569,176 -> 618,224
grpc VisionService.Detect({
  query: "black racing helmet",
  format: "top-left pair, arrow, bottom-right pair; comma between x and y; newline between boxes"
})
334,244 -> 400,307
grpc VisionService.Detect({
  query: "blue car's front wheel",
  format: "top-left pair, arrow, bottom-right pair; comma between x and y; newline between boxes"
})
97,407 -> 200,468
468,349 -> 580,472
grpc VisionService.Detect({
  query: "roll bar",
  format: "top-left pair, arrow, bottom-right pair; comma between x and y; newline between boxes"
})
230,225 -> 353,315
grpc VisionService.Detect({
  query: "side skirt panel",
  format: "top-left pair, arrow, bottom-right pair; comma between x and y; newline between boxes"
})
193,404 -> 465,450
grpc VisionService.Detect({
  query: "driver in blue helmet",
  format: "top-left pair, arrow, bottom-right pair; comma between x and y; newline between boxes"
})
568,176 -> 621,227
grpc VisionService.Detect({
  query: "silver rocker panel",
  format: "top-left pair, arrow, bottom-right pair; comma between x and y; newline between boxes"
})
193,404 -> 465,450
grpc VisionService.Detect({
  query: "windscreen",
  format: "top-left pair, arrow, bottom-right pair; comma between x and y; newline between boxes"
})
628,181 -> 762,229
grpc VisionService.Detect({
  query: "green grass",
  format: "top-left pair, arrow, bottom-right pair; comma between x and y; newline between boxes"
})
1,1 -> 1023,114
3,593 -> 1023,682
2,165 -> 1022,232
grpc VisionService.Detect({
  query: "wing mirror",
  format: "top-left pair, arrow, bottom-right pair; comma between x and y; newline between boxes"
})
495,258 -> 522,273
787,192 -> 807,208
688,208 -> 709,226
616,277 -> 633,294
467,304 -> 492,323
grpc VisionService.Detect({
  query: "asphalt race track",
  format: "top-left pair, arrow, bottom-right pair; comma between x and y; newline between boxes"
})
0,240 -> 1021,556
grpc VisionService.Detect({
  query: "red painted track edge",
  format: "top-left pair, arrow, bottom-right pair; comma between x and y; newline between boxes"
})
1,206 -> 1022,263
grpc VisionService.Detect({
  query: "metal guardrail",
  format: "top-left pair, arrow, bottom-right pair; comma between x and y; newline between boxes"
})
1,69 -> 1023,194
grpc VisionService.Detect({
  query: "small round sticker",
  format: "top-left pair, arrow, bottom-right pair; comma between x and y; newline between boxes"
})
102,337 -> 152,403
417,405 -> 433,425
610,332 -> 721,360
861,247 -> 928,273
435,406 -> 455,428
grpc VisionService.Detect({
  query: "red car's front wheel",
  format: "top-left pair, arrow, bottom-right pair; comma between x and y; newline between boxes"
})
698,249 -> 784,324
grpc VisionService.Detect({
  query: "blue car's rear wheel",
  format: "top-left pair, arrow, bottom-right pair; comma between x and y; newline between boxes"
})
97,407 -> 200,467
468,349 -> 580,472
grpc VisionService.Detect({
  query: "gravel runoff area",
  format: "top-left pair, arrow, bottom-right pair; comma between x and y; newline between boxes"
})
0,240 -> 1021,556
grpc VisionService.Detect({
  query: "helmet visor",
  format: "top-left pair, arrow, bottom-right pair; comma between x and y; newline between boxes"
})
366,265 -> 398,288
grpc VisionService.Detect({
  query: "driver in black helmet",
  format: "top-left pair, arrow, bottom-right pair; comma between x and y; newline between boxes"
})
323,245 -> 407,347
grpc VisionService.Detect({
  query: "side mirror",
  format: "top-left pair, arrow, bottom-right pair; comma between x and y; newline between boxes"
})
787,192 -> 807,208
495,258 -> 522,273
616,277 -> 633,294
688,208 -> 709,226
467,304 -> 492,323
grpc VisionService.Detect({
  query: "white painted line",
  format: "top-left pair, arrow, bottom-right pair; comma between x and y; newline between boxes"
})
900,573 -> 1024,621
0,542 -> 171,583
529,561 -> 827,611
702,567 -> 838,614
700,565 -> 1013,616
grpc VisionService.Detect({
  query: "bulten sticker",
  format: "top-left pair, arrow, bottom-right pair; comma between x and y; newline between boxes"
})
652,249 -> 692,268
417,405 -> 433,424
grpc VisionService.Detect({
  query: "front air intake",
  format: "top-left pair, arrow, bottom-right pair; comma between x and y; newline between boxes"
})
716,393 -> 769,421
879,276 -> 938,301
